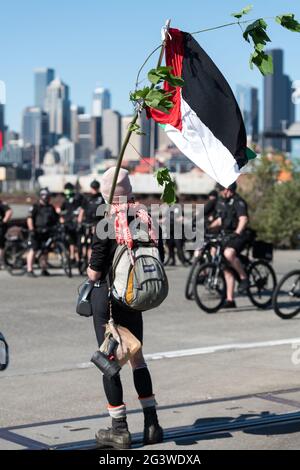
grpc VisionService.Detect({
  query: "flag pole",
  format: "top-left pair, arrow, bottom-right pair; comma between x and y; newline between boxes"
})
107,19 -> 171,206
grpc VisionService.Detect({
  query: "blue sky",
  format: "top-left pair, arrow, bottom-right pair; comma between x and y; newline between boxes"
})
1,0 -> 300,131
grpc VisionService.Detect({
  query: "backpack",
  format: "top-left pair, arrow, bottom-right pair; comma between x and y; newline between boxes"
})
110,230 -> 168,311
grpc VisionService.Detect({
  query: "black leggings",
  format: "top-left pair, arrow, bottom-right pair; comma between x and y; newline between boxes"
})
91,283 -> 153,407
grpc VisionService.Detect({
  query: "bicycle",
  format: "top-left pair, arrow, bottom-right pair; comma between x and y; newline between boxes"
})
4,225 -> 72,277
272,268 -> 300,319
3,226 -> 28,275
192,235 -> 277,313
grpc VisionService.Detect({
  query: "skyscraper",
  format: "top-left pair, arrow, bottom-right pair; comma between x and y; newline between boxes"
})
70,105 -> 85,143
92,87 -> 111,117
236,84 -> 259,142
102,109 -> 121,157
75,114 -> 95,172
264,49 -> 294,150
34,68 -> 55,109
22,107 -> 49,166
45,78 -> 71,144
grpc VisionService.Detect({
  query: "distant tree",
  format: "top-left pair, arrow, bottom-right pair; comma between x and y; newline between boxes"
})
241,155 -> 300,247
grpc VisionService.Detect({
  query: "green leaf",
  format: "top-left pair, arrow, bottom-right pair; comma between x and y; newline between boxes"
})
148,70 -> 163,85
144,89 -> 174,113
276,14 -> 300,32
165,74 -> 184,87
155,167 -> 171,186
243,19 -> 271,48
128,123 -> 146,135
250,50 -> 273,76
231,4 -> 253,19
130,87 -> 150,102
147,67 -> 184,88
162,181 -> 177,205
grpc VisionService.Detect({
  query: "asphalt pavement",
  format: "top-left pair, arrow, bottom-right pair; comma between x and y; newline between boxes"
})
1,250 -> 300,450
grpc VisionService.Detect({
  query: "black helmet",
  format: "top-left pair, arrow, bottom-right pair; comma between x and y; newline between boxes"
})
64,182 -> 74,191
90,179 -> 100,190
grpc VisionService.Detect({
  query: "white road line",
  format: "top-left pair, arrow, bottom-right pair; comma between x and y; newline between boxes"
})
2,338 -> 299,378
76,337 -> 300,369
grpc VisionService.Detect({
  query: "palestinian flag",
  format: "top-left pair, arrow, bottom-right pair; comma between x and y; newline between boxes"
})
147,28 -> 256,187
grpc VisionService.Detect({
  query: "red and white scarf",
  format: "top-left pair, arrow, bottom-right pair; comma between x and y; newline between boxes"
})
110,202 -> 157,250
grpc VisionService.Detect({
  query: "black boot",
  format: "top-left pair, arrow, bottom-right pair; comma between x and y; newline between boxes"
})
143,407 -> 163,445
95,417 -> 131,450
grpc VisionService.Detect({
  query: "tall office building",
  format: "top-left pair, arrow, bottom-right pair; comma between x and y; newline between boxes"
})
264,49 -> 294,150
102,109 -> 121,157
74,114 -> 96,172
121,110 -> 151,161
0,102 -> 4,151
236,84 -> 259,142
45,78 -> 71,144
34,68 -> 55,109
22,107 -> 49,165
92,87 -> 111,117
70,105 -> 85,143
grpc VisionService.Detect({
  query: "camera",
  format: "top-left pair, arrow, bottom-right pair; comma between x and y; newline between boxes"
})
91,337 -> 121,378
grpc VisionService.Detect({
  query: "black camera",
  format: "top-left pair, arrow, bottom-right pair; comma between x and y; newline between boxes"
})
91,337 -> 121,378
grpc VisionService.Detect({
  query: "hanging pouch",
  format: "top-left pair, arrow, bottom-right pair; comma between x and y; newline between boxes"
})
76,279 -> 94,317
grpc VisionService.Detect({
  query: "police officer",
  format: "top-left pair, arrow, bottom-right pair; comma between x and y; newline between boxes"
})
60,183 -> 82,265
0,197 -> 13,266
210,182 -> 249,308
78,180 -> 105,226
26,188 -> 59,277
78,179 -> 105,263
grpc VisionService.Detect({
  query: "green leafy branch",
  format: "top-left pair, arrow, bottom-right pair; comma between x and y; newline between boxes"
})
130,66 -> 184,126
229,5 -> 300,75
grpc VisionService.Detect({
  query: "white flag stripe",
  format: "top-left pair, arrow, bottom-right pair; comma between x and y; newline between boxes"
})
165,96 -> 241,187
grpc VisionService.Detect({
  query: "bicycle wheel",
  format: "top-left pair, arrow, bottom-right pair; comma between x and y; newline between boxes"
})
54,242 -> 72,278
185,257 -> 199,300
181,240 -> 194,266
193,262 -> 226,313
247,260 -> 277,309
273,270 -> 300,319
3,243 -> 27,276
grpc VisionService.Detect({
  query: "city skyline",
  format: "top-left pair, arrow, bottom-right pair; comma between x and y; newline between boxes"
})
1,0 -> 300,132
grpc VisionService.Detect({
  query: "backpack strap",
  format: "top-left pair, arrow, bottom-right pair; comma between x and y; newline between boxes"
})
106,274 -> 114,321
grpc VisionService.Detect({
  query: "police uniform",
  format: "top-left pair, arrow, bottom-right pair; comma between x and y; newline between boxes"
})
216,193 -> 249,254
81,193 -> 105,225
0,201 -> 10,249
61,195 -> 82,244
28,203 -> 59,250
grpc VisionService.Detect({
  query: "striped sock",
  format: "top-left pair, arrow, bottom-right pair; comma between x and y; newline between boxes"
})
107,403 -> 126,419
